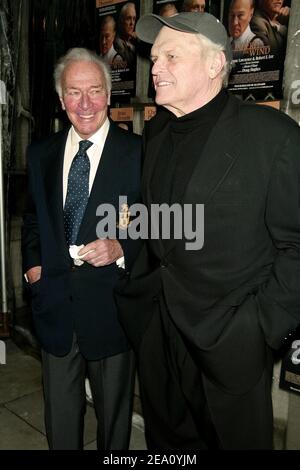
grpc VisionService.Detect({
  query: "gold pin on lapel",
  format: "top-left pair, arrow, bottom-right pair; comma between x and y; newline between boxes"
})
118,203 -> 131,230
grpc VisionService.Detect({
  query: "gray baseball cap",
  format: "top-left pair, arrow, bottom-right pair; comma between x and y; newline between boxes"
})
136,12 -> 232,62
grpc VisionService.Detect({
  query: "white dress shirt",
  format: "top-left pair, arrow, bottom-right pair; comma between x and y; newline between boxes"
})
63,118 -> 110,205
63,119 -> 124,268
102,45 -> 124,67
231,25 -> 264,51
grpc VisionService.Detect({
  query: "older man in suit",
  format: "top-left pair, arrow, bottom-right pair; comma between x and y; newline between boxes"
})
251,0 -> 289,55
22,48 -> 141,450
116,12 -> 300,449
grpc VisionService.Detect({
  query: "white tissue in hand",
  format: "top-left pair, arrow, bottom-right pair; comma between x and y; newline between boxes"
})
69,244 -> 85,266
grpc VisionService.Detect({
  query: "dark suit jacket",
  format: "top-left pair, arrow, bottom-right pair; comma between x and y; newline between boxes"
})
116,95 -> 300,447
22,121 -> 142,360
251,10 -> 287,55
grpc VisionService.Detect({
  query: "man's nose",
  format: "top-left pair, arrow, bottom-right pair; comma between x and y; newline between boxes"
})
152,58 -> 165,75
80,93 -> 91,109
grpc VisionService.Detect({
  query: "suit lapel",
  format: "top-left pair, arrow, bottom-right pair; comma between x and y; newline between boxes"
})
44,129 -> 70,262
185,95 -> 241,204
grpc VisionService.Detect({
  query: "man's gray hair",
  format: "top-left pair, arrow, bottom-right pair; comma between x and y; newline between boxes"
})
54,47 -> 112,97
100,14 -> 117,31
196,34 -> 232,87
120,1 -> 136,19
230,0 -> 255,8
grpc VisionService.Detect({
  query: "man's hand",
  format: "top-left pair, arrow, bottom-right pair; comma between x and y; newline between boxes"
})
78,240 -> 124,267
25,266 -> 42,284
277,6 -> 290,24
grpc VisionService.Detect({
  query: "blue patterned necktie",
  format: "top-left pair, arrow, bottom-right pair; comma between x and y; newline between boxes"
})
64,140 -> 93,245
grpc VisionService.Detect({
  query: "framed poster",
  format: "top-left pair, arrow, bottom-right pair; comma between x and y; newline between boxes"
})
223,0 -> 291,100
96,1 -> 140,103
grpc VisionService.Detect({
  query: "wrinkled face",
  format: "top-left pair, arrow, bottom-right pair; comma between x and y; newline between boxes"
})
261,0 -> 284,17
151,27 -> 215,117
100,21 -> 115,55
185,0 -> 206,12
228,0 -> 254,39
121,5 -> 136,37
60,60 -> 109,139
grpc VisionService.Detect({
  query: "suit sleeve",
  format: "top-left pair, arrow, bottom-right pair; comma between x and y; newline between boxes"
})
21,150 -> 42,272
116,134 -> 143,273
250,15 -> 269,45
256,123 -> 300,349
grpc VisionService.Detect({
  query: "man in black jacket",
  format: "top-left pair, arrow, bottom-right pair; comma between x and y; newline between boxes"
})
22,48 -> 141,450
116,12 -> 300,449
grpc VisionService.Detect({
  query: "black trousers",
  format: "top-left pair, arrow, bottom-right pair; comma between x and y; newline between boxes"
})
41,335 -> 135,450
137,296 -> 220,450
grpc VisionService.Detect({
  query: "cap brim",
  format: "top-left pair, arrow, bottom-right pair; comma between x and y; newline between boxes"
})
136,14 -> 200,44
136,13 -> 232,63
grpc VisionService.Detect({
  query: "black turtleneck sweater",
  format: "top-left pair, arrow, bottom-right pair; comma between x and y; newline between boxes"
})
151,89 -> 229,206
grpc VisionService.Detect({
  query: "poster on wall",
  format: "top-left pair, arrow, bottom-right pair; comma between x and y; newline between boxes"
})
223,0 -> 291,101
96,0 -> 140,103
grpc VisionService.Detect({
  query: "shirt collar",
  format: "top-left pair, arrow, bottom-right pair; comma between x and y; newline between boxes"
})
231,25 -> 253,47
70,117 -> 110,147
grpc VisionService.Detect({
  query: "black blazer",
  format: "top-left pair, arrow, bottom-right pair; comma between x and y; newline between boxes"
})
22,121 -> 142,360
116,95 -> 300,447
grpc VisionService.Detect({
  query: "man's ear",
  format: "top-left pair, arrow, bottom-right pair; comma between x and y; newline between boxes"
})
209,51 -> 226,79
107,93 -> 111,106
60,96 -> 66,111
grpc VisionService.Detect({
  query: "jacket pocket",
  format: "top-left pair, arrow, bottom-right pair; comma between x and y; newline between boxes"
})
192,295 -> 267,395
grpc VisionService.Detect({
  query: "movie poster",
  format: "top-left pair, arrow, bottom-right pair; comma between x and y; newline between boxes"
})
96,1 -> 140,103
223,0 -> 291,100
